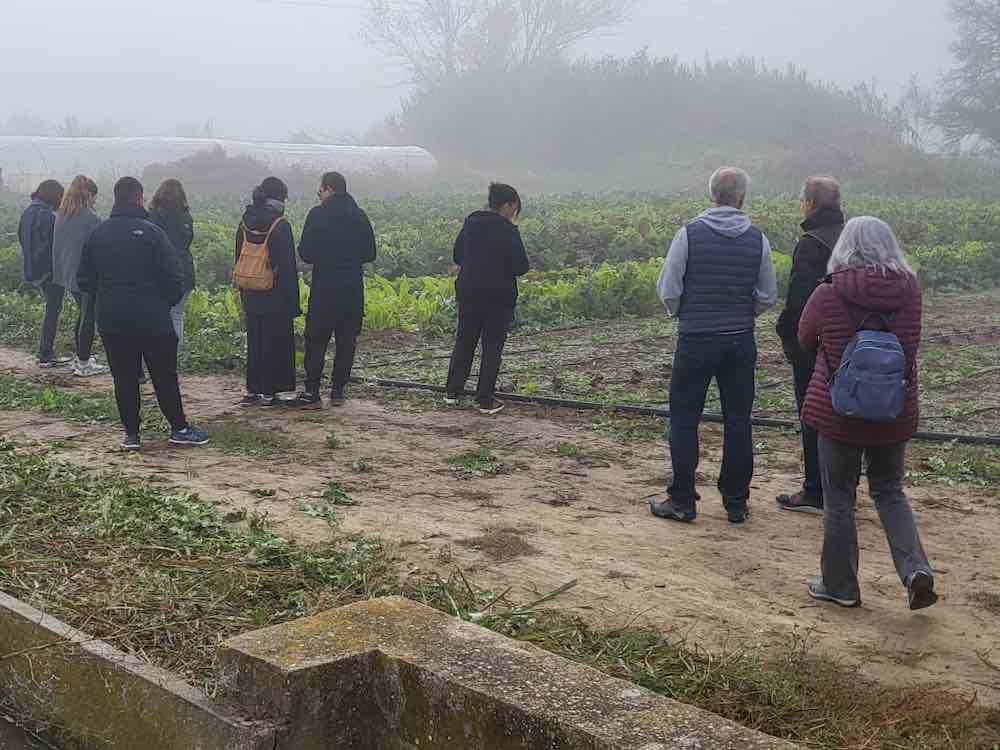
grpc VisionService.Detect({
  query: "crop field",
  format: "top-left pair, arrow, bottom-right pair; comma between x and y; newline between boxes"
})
0,191 -> 999,749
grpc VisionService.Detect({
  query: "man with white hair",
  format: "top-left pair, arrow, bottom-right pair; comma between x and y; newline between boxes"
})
651,167 -> 777,524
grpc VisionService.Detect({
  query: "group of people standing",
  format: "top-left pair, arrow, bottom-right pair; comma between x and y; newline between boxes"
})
17,172 -> 527,442
18,164 -> 935,612
652,167 -> 937,612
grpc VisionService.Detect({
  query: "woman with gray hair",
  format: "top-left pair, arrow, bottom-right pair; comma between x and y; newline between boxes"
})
797,217 -> 937,611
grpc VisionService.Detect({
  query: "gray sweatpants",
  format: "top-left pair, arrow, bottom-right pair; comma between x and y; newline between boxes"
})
819,435 -> 933,601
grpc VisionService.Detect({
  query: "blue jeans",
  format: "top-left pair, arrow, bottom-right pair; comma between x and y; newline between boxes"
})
668,332 -> 757,512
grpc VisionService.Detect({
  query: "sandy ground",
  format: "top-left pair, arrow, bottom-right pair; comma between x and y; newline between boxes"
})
1,345 -> 998,706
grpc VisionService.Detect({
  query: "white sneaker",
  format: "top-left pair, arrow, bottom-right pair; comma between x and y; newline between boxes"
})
73,358 -> 108,378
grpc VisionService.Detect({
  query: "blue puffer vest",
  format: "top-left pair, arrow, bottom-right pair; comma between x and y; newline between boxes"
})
677,221 -> 763,335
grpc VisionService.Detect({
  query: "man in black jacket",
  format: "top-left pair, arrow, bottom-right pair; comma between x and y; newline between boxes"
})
77,177 -> 208,451
775,175 -> 845,514
296,172 -> 376,409
445,183 -> 530,415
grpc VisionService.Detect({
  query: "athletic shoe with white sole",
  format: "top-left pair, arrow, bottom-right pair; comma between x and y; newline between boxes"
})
38,355 -> 73,369
73,358 -> 108,378
169,425 -> 210,446
478,399 -> 506,415
121,433 -> 141,451
443,394 -> 462,406
807,577 -> 860,608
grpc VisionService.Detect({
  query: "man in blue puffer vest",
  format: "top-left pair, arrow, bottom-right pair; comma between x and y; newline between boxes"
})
651,167 -> 777,524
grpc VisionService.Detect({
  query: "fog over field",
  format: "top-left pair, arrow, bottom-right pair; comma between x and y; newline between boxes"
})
0,0 -> 952,140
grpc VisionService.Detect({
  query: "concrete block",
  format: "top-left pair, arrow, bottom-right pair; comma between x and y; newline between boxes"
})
0,592 -> 275,750
221,596 -> 799,749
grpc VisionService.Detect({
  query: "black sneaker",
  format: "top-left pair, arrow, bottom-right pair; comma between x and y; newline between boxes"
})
649,498 -> 696,523
807,577 -> 860,608
259,395 -> 279,407
121,433 -> 141,451
907,571 -> 938,611
777,491 -> 824,515
330,390 -> 347,407
240,393 -> 264,408
443,394 -> 462,406
296,391 -> 322,410
727,505 -> 751,524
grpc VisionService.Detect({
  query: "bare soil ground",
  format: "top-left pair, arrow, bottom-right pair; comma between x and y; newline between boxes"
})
0,345 -> 998,706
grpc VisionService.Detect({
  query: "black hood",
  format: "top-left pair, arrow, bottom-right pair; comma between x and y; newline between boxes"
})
464,210 -> 516,237
320,193 -> 361,219
242,202 -> 284,233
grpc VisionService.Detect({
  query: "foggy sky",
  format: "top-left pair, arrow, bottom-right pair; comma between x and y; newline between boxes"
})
0,0 -> 953,141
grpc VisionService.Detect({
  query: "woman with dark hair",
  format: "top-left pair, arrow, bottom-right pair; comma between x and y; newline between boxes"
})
234,177 -> 301,407
53,175 -> 107,377
18,179 -> 68,367
149,179 -> 196,344
444,182 -> 530,415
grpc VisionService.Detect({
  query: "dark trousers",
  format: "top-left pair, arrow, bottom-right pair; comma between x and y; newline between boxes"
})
446,301 -> 512,406
304,299 -> 362,395
246,313 -> 296,397
782,340 -> 823,499
38,282 -> 65,361
71,291 -> 96,362
668,331 -> 757,512
819,436 -> 932,601
102,333 -> 187,435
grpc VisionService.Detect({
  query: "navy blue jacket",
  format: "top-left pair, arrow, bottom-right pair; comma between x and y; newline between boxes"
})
298,193 -> 376,309
17,200 -> 57,283
453,210 -> 530,307
677,222 -> 764,335
77,205 -> 184,338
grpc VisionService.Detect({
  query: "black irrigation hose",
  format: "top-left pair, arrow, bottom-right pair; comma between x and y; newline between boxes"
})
350,376 -> 1000,447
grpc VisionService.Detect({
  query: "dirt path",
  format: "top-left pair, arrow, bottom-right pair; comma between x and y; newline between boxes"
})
1,345 -> 998,705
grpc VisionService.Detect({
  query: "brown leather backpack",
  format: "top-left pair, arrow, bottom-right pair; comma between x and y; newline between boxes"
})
233,218 -> 284,291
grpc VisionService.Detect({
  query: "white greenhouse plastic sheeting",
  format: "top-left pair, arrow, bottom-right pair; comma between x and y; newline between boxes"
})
0,136 -> 438,192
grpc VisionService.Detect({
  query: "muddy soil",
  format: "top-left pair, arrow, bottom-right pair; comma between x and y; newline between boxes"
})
0,345 -> 997,705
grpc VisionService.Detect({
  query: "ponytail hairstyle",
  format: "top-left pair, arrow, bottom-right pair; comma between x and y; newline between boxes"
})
58,175 -> 98,219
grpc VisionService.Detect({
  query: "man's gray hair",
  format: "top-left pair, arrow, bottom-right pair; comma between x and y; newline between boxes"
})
801,175 -> 841,211
709,167 -> 750,207
828,216 -> 915,276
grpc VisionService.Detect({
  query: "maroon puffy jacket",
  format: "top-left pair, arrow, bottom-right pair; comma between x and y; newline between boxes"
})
798,267 -> 922,447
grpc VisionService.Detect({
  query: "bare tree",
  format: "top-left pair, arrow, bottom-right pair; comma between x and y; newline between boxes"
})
365,0 -> 638,86
896,76 -> 938,150
936,0 -> 1000,151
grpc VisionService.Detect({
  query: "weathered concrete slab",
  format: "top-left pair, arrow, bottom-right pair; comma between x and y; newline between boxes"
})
0,592 -> 275,750
221,596 -> 800,749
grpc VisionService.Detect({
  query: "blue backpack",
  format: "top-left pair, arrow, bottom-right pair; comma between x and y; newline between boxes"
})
824,307 -> 908,423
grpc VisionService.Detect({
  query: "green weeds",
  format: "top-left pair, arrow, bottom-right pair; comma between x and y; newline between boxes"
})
446,446 -> 508,478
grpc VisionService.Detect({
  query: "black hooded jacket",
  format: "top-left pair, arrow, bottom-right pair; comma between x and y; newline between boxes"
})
235,203 -> 301,319
775,207 -> 845,347
453,210 -> 530,307
150,206 -> 196,293
77,204 -> 184,338
298,193 -> 376,309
